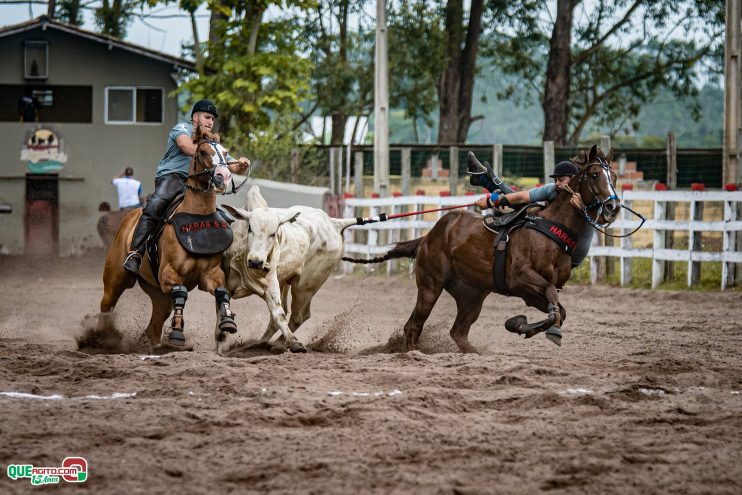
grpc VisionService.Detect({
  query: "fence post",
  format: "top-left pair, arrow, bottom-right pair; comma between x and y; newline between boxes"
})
652,189 -> 667,288
449,146 -> 459,196
600,135 -> 611,154
329,147 -> 336,195
290,148 -> 300,183
367,202 -> 378,274
354,151 -> 365,198
492,144 -> 503,178
601,135 -> 614,279
401,148 -> 411,196
543,140 -> 555,182
620,187 -> 632,286
343,197 -> 354,274
665,132 -> 678,282
689,185 -> 704,286
337,147 -> 344,196
722,190 -> 737,290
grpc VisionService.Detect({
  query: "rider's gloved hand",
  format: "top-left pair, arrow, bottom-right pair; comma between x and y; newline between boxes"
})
486,192 -> 509,209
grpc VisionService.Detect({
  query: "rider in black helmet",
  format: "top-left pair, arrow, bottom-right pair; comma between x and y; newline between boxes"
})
123,99 -> 250,275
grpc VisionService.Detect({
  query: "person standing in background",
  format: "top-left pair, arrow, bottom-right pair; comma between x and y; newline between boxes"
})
112,167 -> 142,210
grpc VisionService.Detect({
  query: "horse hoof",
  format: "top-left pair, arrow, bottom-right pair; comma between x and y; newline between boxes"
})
545,326 -> 562,347
289,341 -> 307,353
219,320 -> 238,334
168,330 -> 186,344
505,315 -> 527,334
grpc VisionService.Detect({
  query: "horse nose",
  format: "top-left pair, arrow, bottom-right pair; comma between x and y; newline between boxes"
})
212,175 -> 224,189
248,259 -> 263,269
604,200 -> 620,218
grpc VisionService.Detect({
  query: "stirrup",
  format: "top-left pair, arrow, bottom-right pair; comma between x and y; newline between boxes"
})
123,251 -> 142,275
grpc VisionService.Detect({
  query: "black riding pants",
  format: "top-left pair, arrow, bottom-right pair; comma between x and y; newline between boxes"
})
129,174 -> 186,253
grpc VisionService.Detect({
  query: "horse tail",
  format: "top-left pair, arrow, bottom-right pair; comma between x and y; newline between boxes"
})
342,237 -> 424,264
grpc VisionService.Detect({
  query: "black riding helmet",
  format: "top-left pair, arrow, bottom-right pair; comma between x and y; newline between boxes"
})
549,161 -> 579,178
191,99 -> 219,118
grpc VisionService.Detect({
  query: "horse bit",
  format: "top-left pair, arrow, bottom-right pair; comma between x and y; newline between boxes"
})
186,139 -> 248,195
564,157 -> 646,238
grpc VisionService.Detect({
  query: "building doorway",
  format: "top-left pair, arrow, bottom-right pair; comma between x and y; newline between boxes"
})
25,174 -> 58,256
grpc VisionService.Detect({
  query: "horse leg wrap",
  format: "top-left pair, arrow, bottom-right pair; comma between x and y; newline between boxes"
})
521,303 -> 558,339
169,285 -> 188,342
215,288 -> 237,334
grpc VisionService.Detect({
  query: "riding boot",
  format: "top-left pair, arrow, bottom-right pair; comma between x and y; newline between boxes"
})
466,152 -> 498,193
123,214 -> 159,275
123,175 -> 185,275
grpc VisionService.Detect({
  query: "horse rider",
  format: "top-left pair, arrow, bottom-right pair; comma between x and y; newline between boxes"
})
473,160 -> 595,268
123,99 -> 250,275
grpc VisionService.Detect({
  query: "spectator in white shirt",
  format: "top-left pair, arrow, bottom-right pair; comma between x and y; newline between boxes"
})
112,167 -> 142,210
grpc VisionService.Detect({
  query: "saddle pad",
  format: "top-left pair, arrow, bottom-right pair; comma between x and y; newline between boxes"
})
170,212 -> 234,255
524,217 -> 578,255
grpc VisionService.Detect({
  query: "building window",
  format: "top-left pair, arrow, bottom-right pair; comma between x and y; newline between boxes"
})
104,86 -> 163,124
0,84 -> 92,123
24,41 -> 48,79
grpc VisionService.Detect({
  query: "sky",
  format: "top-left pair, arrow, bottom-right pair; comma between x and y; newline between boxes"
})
1,3 -> 208,58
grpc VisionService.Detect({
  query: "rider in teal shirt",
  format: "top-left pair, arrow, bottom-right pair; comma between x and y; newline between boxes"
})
474,161 -> 595,268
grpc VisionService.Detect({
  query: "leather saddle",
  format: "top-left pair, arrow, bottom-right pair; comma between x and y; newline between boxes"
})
144,194 -> 235,284
482,204 -> 543,234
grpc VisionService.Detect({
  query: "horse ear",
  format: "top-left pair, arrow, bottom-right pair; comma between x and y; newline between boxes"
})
588,144 -> 598,163
221,204 -> 251,222
246,186 -> 269,211
606,147 -> 614,164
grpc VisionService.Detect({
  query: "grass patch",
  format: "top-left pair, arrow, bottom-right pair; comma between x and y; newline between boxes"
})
568,258 -> 741,291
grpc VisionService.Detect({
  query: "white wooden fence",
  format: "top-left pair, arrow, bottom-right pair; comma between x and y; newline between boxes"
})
342,190 -> 742,290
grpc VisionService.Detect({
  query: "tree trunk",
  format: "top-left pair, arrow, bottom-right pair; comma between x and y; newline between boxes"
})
47,0 -> 56,19
542,0 -> 574,145
208,0 -> 230,47
331,112 -> 348,145
436,0 -> 484,144
329,0 -> 350,145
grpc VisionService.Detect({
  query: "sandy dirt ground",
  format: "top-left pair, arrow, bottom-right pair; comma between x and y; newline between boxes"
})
1,252 -> 741,494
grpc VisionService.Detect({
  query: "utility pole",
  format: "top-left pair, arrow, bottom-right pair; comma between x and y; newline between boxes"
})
374,0 -> 390,197
724,0 -> 741,186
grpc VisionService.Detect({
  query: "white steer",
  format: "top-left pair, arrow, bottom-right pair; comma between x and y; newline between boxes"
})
221,186 -> 356,354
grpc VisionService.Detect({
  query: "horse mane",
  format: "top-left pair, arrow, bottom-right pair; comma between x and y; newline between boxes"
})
192,129 -> 221,144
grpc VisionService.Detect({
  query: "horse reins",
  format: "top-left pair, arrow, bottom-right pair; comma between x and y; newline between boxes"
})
186,139 -> 249,195
563,158 -> 646,238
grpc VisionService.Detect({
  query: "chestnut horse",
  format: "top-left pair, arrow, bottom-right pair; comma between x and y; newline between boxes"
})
350,145 -> 620,352
96,126 -> 238,353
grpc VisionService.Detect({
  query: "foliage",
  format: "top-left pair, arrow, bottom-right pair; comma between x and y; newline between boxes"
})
229,116 -> 327,186
492,0 -> 724,144
180,1 -> 315,147
56,0 -> 84,25
304,0 -> 375,144
94,0 -> 135,38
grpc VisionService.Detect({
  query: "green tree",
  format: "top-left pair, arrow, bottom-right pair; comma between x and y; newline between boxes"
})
95,0 -> 135,38
497,0 -> 724,144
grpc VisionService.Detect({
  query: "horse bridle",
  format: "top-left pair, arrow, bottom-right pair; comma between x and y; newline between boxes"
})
565,157 -> 646,237
186,139 -> 248,194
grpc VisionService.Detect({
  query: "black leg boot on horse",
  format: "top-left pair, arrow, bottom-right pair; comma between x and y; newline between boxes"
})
163,284 -> 192,352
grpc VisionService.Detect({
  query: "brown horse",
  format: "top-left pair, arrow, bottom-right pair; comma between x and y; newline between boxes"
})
350,145 -> 620,352
96,126 -> 238,353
